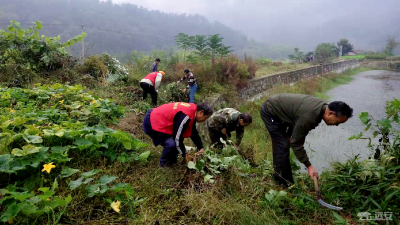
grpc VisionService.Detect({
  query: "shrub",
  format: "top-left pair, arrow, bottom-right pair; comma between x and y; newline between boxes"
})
0,20 -> 85,83
258,57 -> 274,65
76,55 -> 109,80
365,53 -> 388,60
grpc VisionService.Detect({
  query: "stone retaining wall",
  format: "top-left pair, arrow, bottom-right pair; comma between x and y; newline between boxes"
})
238,60 -> 359,99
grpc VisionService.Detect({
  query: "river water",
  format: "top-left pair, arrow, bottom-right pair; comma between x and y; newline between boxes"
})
304,70 -> 400,173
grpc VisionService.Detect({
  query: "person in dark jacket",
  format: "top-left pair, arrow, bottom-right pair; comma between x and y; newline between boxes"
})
177,69 -> 197,103
261,93 -> 353,187
150,58 -> 160,72
143,102 -> 213,167
207,108 -> 252,149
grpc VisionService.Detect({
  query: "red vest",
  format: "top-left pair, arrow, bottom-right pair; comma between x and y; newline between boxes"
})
150,102 -> 197,138
143,72 -> 158,86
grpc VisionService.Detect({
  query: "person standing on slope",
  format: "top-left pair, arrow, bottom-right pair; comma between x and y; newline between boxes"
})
140,71 -> 165,106
143,102 -> 214,167
177,69 -> 197,103
151,58 -> 160,72
261,93 -> 353,188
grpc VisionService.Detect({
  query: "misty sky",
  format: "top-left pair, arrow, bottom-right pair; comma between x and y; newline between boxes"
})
107,0 -> 400,51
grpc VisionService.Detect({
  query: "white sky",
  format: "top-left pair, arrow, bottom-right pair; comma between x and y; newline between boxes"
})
104,0 -> 400,49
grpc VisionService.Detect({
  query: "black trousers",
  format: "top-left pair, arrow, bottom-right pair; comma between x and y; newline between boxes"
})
140,82 -> 157,106
142,110 -> 178,167
261,105 -> 294,187
208,128 -> 227,149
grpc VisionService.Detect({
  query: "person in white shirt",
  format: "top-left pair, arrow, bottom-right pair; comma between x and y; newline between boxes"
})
140,71 -> 165,106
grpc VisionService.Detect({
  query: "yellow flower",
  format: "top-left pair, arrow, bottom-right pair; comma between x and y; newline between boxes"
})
46,198 -> 51,201
110,201 -> 121,213
92,100 -> 97,104
10,109 -> 15,113
99,98 -> 102,101
288,184 -> 295,190
42,162 -> 56,173
59,100 -> 64,104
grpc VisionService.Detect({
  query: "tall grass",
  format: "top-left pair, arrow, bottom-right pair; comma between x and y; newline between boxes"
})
255,62 -> 313,78
342,55 -> 365,60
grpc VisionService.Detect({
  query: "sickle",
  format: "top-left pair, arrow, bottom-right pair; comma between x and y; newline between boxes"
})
313,176 -> 343,211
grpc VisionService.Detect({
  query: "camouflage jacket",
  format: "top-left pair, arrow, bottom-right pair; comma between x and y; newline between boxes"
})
207,108 -> 244,145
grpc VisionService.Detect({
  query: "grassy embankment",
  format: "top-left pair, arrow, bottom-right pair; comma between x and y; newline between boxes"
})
255,63 -> 313,78
56,66 -> 369,224
342,55 -> 366,60
97,66 -> 370,224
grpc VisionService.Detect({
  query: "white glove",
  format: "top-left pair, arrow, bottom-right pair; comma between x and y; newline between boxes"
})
156,90 -> 158,93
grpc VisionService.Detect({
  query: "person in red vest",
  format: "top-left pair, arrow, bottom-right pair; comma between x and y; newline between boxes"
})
140,71 -> 165,106
142,102 -> 214,167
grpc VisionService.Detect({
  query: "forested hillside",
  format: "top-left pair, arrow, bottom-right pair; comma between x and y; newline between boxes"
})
0,0 -> 250,55
0,0 -> 295,59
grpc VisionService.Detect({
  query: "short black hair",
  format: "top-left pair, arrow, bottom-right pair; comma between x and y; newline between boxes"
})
197,102 -> 213,116
240,113 -> 253,124
328,101 -> 353,118
155,58 -> 161,62
184,69 -> 190,73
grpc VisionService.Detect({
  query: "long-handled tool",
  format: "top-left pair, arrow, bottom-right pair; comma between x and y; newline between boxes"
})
313,176 -> 343,211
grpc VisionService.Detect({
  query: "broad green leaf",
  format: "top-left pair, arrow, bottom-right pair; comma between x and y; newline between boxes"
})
98,175 -> 118,185
69,177 -> 84,190
34,21 -> 43,30
204,174 -> 214,183
24,125 -> 41,135
13,117 -> 27,126
132,139 -> 149,148
112,130 -> 132,150
11,144 -> 41,157
81,169 -> 102,178
21,204 -> 39,215
0,202 -> 28,222
0,154 -> 13,173
37,188 -> 55,200
103,150 -> 118,162
359,112 -> 370,125
60,167 -> 80,178
52,146 -> 69,154
187,161 -> 196,169
52,197 -> 67,207
83,178 -> 93,184
276,191 -> 287,198
0,132 -> 13,154
138,151 -> 151,162
23,134 -> 43,144
86,184 -> 101,197
109,183 -> 128,192
65,194 -> 73,204
86,131 -> 104,143
25,196 -> 41,205
377,119 -> 392,131
9,192 -> 34,202
74,138 -> 93,150
55,129 -> 65,137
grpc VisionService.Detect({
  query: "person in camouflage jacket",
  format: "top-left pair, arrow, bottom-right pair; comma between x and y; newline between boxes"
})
207,108 -> 252,149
